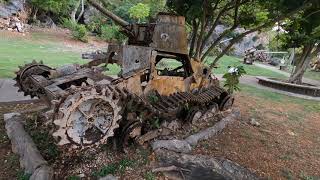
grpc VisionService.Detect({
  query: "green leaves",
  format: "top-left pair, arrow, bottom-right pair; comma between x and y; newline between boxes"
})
31,0 -> 76,15
278,4 -> 320,49
128,3 -> 150,22
223,66 -> 246,94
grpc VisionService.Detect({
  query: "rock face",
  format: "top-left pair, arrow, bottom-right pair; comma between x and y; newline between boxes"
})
207,25 -> 268,57
0,0 -> 26,32
0,0 -> 24,18
83,6 -> 100,25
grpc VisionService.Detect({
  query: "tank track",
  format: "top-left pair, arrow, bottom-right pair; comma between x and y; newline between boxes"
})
115,85 -> 233,123
149,86 -> 228,116
14,60 -> 51,98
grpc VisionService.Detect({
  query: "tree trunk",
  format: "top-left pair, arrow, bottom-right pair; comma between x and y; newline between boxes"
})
77,0 -> 85,22
189,19 -> 199,57
31,7 -> 38,22
288,44 -> 314,84
71,0 -> 81,22
194,13 -> 206,59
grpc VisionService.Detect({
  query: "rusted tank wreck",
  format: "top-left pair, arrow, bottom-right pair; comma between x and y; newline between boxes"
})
14,1 -> 234,149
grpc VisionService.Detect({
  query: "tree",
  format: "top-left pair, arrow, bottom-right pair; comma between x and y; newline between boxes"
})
29,0 -> 78,21
166,0 -> 313,69
70,0 -> 85,22
279,4 -> 320,84
128,3 -> 150,23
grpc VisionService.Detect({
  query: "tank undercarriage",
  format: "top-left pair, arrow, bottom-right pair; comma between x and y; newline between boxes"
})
14,61 -> 234,150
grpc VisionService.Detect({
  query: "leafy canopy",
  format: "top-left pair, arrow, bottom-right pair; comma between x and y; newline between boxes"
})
128,3 -> 150,22
279,6 -> 320,49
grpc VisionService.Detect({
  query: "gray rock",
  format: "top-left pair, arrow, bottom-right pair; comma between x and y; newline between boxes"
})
99,175 -> 118,180
7,0 -> 24,11
204,24 -> 267,57
185,109 -> 240,146
4,113 -> 53,180
250,118 -> 260,127
152,139 -> 192,153
83,6 -> 99,25
0,0 -> 24,18
191,111 -> 203,124
269,57 -> 281,66
43,16 -> 56,29
156,149 -> 259,180
30,166 -> 54,180
0,7 -> 10,17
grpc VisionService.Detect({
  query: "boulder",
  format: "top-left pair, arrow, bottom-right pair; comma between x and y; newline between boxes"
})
83,6 -> 99,25
156,149 -> 259,180
152,139 -> 192,153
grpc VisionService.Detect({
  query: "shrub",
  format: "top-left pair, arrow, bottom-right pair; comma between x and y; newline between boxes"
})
61,18 -> 88,42
223,66 -> 246,94
72,24 -> 88,42
61,18 -> 77,30
100,24 -> 126,43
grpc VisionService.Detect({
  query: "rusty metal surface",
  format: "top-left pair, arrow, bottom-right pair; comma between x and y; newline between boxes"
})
122,45 -> 152,77
151,14 -> 188,55
53,85 -> 122,147
14,8 -> 234,149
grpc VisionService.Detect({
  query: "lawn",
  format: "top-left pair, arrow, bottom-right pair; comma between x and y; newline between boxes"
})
301,70 -> 320,81
0,31 -> 86,78
205,56 -> 287,79
238,83 -> 320,112
0,30 -> 294,80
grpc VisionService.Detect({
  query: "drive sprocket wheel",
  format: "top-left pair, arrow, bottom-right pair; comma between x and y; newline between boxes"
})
52,85 -> 123,148
14,60 -> 51,98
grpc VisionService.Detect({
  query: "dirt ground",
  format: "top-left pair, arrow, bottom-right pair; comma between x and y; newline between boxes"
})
194,93 -> 320,179
0,103 -> 40,179
1,91 -> 319,179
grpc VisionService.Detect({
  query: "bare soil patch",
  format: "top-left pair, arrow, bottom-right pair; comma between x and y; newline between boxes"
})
193,93 -> 320,179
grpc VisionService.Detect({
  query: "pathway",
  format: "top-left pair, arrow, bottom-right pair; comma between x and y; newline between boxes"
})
216,74 -> 320,101
0,79 -> 37,103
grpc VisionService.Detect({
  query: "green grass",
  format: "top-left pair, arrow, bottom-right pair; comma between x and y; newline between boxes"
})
205,56 -> 287,79
92,158 -> 135,177
238,84 -> 320,113
302,70 -> 320,81
0,32 -> 86,78
0,30 -> 305,80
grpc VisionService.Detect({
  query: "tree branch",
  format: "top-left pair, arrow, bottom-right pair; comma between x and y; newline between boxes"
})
199,0 -> 246,55
189,19 -> 199,57
195,0 -> 209,59
200,26 -> 237,61
205,2 -> 311,66
87,0 -> 129,27
76,0 -> 85,22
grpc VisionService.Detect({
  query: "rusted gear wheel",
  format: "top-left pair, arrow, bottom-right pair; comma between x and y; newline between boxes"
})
52,85 -> 122,148
219,95 -> 234,111
14,60 -> 51,98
